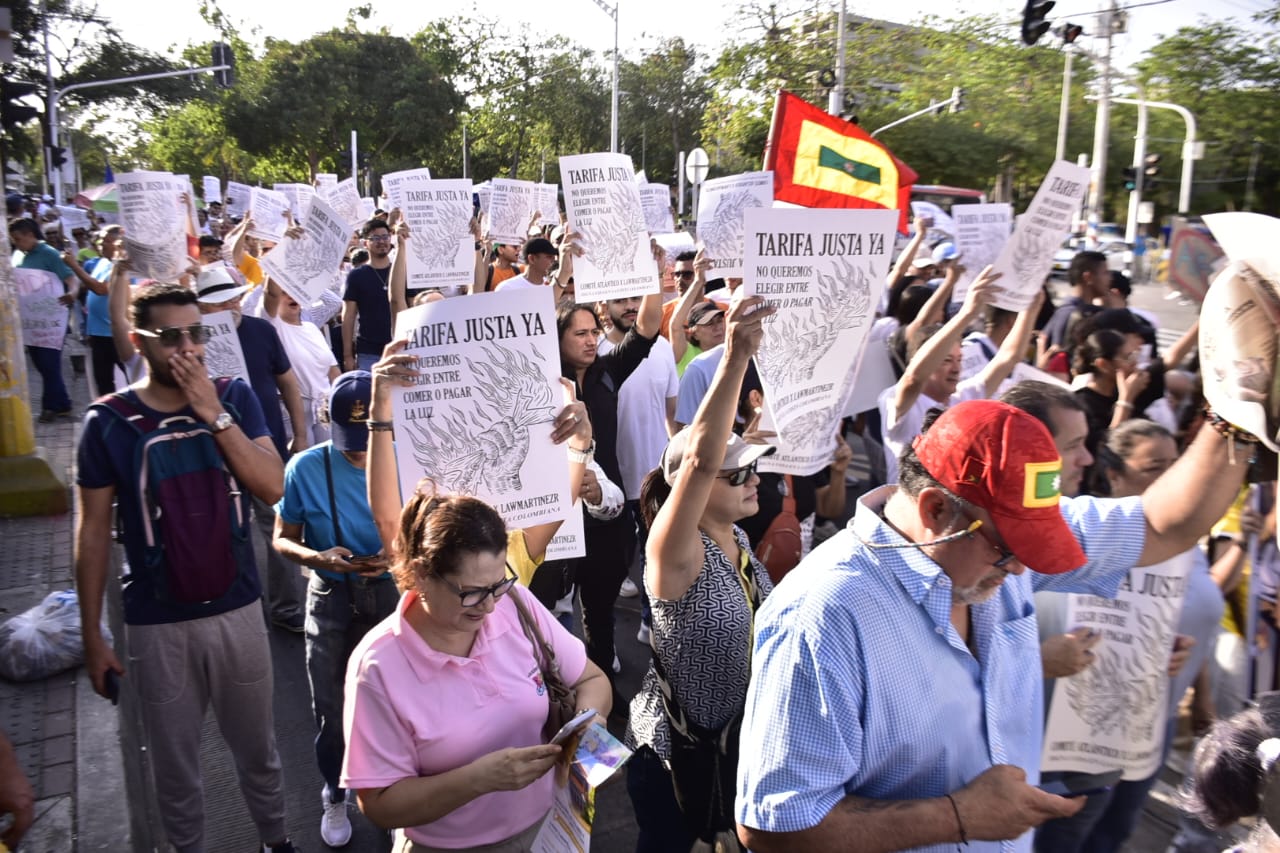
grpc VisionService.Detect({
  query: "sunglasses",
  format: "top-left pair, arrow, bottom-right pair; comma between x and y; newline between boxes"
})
718,462 -> 757,487
366,235 -> 393,244
430,566 -> 518,608
135,324 -> 213,346
961,510 -> 1017,568
675,270 -> 696,280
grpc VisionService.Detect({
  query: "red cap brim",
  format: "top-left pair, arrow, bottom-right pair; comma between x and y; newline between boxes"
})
991,505 -> 1087,575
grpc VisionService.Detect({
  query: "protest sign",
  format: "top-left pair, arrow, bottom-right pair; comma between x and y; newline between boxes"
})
988,161 -> 1090,310
488,178 -> 538,246
843,336 -> 896,417
55,205 -> 91,234
273,183 -> 315,221
15,268 -> 69,350
639,184 -> 674,234
318,177 -> 366,231
1166,221 -> 1224,304
909,200 -> 957,239
223,181 -> 252,221
380,168 -> 432,211
1041,551 -> 1194,780
536,183 -> 560,226
314,173 -> 338,189
396,177 -> 475,295
745,207 -> 894,431
200,309 -> 250,384
697,171 -> 773,278
202,175 -> 221,205
653,231 -> 696,258
361,197 -> 376,219
116,171 -> 189,281
560,152 -> 658,301
474,181 -> 492,216
757,397 -> 847,476
176,175 -> 200,231
260,197 -> 351,307
952,203 -> 1013,301
544,499 -> 587,560
391,288 -> 570,527
249,187 -> 291,242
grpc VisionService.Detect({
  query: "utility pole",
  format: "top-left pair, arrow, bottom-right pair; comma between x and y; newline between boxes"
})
1124,100 -> 1147,244
1055,47 -> 1073,163
827,0 -> 847,117
1085,0 -> 1115,229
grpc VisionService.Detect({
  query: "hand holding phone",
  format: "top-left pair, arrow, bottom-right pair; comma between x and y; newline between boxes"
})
1038,769 -> 1122,798
549,709 -> 597,746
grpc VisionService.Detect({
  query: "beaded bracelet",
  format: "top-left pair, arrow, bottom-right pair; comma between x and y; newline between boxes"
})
1204,406 -> 1261,466
365,420 -> 395,433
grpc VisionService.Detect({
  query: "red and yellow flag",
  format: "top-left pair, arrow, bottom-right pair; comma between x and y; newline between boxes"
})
764,90 -> 918,232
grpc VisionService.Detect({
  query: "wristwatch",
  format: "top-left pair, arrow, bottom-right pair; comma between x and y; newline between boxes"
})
209,412 -> 235,434
566,440 -> 595,464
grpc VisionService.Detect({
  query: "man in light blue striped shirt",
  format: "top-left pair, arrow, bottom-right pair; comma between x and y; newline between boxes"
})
737,399 -> 1252,853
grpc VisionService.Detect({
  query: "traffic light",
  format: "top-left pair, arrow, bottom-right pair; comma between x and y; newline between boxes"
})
1143,153 -> 1161,178
49,146 -> 66,169
1055,22 -> 1084,43
950,87 -> 966,114
1121,167 -> 1137,191
1021,0 -> 1055,45
212,43 -> 235,89
1,79 -> 40,133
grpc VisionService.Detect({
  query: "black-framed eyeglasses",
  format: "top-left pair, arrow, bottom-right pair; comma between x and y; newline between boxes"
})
718,462 -> 757,487
135,324 -> 212,346
430,566 -> 518,608
959,508 -> 1017,568
675,270 -> 696,279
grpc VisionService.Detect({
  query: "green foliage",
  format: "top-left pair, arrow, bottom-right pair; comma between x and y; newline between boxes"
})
618,38 -> 711,186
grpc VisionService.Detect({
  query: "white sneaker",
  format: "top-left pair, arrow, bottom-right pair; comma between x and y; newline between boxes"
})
619,577 -> 639,598
612,654 -> 622,673
320,789 -> 352,847
636,622 -> 651,645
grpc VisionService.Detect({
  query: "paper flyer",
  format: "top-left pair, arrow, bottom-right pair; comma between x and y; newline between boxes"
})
200,308 -> 250,385
639,184 -> 674,234
260,197 -> 351,307
15,268 -> 69,350
531,723 -> 632,853
1041,551 -> 1194,780
116,170 -> 189,281
559,153 -> 658,301
489,178 -> 539,246
988,161 -> 1090,310
391,288 -> 570,527
697,171 -> 773,278
952,203 -> 1013,301
545,499 -> 587,560
393,177 -> 475,295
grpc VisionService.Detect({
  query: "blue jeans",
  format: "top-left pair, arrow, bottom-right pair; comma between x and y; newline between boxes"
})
305,572 -> 399,802
27,346 -> 71,413
626,746 -> 697,853
356,352 -> 379,373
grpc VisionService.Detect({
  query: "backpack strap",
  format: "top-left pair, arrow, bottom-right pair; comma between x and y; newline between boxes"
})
781,474 -> 797,516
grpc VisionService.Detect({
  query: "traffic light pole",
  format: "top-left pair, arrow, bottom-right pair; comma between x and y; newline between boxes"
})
1124,100 -> 1147,244
870,90 -> 963,138
1084,1 -> 1114,232
1087,95 -> 1199,215
47,63 -> 230,204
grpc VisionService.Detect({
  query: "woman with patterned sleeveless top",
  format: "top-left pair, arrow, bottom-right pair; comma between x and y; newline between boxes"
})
626,294 -> 778,853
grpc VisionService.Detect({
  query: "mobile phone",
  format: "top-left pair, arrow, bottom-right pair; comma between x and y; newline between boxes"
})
1038,769 -> 1122,798
104,669 -> 120,706
348,554 -> 381,564
549,708 -> 597,745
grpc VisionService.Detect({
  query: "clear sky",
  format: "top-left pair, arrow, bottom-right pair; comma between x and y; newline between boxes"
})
95,0 -> 1273,74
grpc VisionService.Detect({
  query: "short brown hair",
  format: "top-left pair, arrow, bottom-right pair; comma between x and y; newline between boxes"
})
390,494 -> 508,592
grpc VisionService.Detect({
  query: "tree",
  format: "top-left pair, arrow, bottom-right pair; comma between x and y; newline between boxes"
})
618,38 -> 711,186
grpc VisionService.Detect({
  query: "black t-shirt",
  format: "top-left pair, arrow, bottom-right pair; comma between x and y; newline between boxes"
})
342,264 -> 393,355
236,315 -> 292,458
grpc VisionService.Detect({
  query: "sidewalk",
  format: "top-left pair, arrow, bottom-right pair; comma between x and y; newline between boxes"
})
0,351 -> 131,852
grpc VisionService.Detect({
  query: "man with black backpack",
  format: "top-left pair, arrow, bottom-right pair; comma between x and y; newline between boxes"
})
75,282 -> 302,853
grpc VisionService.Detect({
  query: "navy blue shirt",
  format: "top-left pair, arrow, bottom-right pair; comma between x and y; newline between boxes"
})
76,379 -> 268,625
342,264 -> 393,355
236,315 -> 292,458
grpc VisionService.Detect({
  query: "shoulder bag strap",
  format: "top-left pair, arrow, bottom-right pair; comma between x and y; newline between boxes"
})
323,446 -> 344,549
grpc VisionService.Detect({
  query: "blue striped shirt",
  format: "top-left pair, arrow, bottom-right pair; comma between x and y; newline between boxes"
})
736,486 -> 1147,852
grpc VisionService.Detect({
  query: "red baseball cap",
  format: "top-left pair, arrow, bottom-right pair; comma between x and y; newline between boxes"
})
911,400 -> 1086,574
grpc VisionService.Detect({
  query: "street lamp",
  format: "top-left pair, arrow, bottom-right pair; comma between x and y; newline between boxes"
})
588,0 -> 620,153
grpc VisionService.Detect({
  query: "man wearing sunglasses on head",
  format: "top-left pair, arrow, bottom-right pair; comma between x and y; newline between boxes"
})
75,281 -> 302,853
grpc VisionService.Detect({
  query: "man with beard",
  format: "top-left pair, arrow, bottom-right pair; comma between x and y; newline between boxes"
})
341,219 -> 395,373
196,266 -> 310,632
74,282 -> 301,853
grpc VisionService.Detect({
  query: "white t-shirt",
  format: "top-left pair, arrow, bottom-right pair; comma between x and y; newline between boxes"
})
494,274 -> 547,292
598,333 -> 680,500
878,374 -> 988,484
269,315 -> 338,410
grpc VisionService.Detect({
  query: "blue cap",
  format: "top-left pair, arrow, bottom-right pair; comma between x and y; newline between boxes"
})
326,371 -> 372,452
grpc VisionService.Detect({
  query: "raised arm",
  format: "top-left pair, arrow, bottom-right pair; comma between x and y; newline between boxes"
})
1164,319 -> 1199,369
886,215 -> 928,291
900,265 -> 956,345
634,240 -> 666,340
669,249 -> 710,361
107,259 -> 138,365
649,296 -> 775,601
366,341 -> 414,552
978,287 -> 1043,398
390,219 -> 410,315
470,219 -> 487,295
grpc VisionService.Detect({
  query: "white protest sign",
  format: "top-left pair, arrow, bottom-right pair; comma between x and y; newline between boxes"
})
910,200 -> 957,239
535,183 -> 560,226
397,177 -> 476,295
989,161 -> 1090,310
1204,212 -> 1280,288
273,183 -> 315,221
746,207 -> 894,427
843,336 -> 897,417
544,499 -> 587,560
318,177 -> 366,231
176,175 -> 200,232
757,397 -> 845,476
116,171 -> 189,281
15,268 -> 69,350
560,153 -> 658,300
653,231 -> 696,258
474,181 -> 492,215
952,203 -> 1013,301
380,168 -> 432,211
314,173 -> 338,190
488,178 -> 538,245
202,176 -> 221,205
392,288 -> 570,527
55,205 -> 91,233
223,181 -> 253,221
201,309 -> 250,384
248,187 -> 290,242
361,197 -> 377,219
1041,551 -> 1194,780
640,184 -> 674,234
697,171 -> 773,278
260,197 -> 351,307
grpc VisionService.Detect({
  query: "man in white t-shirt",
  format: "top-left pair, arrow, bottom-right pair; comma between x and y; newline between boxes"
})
494,236 -> 558,292
878,268 -> 1041,483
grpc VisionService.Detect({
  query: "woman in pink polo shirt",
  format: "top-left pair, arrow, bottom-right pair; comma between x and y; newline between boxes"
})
342,345 -> 612,852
